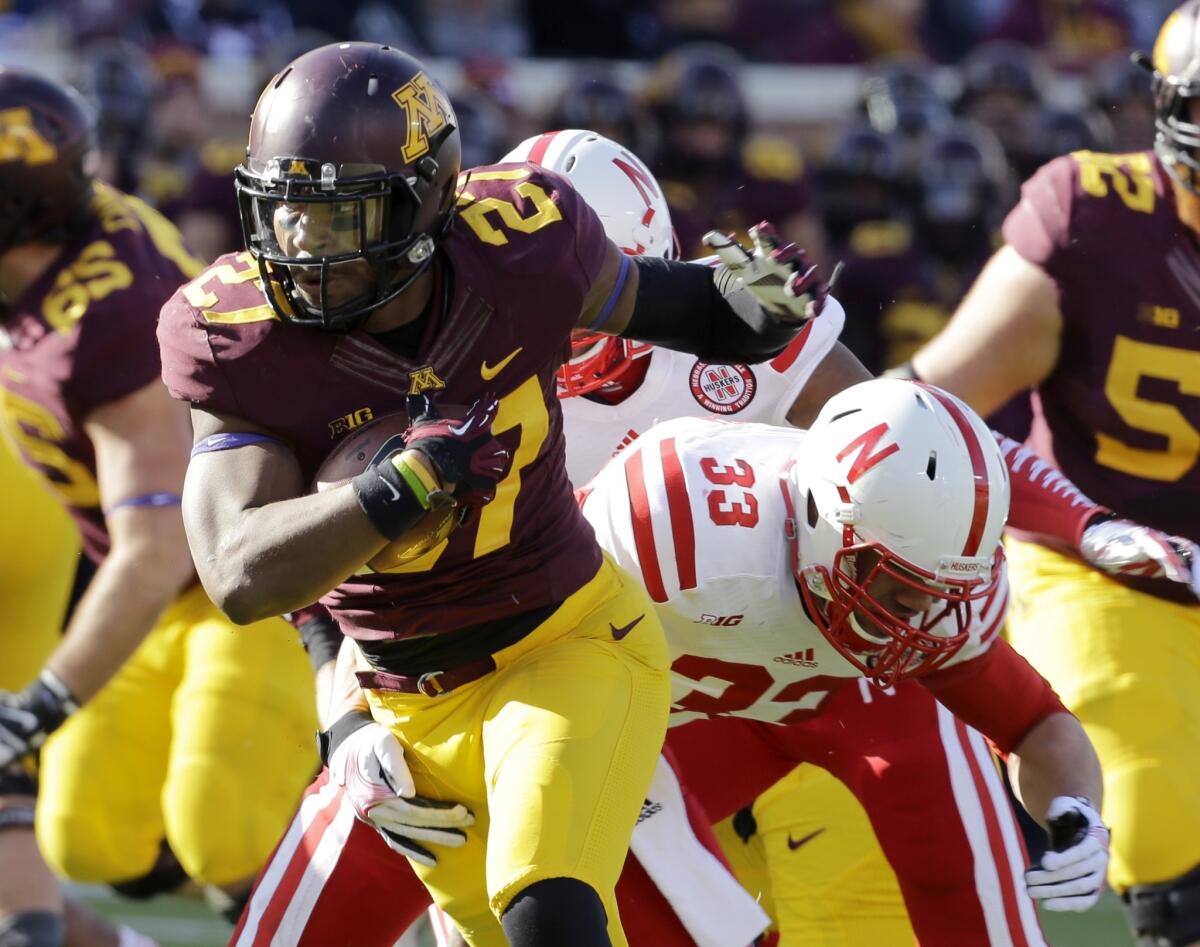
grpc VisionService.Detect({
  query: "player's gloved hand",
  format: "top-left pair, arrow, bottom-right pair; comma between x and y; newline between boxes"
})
322,711 -> 474,867
1025,796 -> 1110,912
1079,516 -> 1200,598
0,670 -> 79,768
703,222 -> 828,323
403,394 -> 510,508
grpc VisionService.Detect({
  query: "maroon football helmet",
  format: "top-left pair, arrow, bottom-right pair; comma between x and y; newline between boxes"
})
236,43 -> 462,331
0,67 -> 95,254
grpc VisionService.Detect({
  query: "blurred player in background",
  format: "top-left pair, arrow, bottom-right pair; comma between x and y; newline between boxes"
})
0,67 -> 317,933
907,3 -> 1200,942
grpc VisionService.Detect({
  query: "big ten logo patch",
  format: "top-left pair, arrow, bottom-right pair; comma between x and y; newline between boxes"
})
329,407 -> 374,438
689,362 -> 757,414
1137,303 -> 1181,329
697,613 -> 744,626
391,71 -> 453,163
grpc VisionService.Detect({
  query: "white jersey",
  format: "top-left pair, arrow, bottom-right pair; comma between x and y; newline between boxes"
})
562,298 -> 845,485
582,417 -> 1008,727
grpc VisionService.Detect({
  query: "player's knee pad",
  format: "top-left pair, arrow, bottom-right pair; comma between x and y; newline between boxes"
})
109,841 -> 187,900
1122,863 -> 1200,946
501,878 -> 610,947
0,910 -> 65,947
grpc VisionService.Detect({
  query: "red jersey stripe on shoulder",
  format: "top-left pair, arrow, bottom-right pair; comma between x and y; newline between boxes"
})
660,437 -> 697,591
769,319 -> 815,373
921,385 -> 990,557
527,131 -> 560,166
625,449 -> 668,603
953,718 -> 1032,947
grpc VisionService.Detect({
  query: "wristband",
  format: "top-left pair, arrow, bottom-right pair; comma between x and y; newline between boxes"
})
351,460 -> 427,540
316,709 -> 374,766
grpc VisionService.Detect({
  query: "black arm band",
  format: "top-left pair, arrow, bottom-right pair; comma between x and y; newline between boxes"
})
351,459 -> 426,541
316,709 -> 374,766
624,257 -> 799,363
294,614 -> 343,673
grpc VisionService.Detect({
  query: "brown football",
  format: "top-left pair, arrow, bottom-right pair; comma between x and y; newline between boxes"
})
312,412 -> 462,574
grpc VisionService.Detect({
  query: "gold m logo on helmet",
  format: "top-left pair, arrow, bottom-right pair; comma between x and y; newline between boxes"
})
391,72 -> 453,163
408,365 -> 446,395
0,108 -> 56,166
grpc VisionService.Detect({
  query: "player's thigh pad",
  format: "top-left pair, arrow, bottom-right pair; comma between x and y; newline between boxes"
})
1006,537 -> 1200,890
35,622 -> 175,883
365,557 -> 670,947
164,586 -> 318,886
0,451 -> 78,691
751,764 -> 911,947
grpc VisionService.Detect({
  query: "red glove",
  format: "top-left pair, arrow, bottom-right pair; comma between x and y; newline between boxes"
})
404,394 -> 510,508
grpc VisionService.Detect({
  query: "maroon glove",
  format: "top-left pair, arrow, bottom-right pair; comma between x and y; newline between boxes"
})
404,394 -> 510,508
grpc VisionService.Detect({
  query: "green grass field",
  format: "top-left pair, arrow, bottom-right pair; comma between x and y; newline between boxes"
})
76,884 -> 1133,947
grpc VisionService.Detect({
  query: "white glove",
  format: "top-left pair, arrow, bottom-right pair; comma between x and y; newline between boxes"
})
1025,796 -> 1110,912
703,222 -> 827,324
327,717 -> 474,866
1079,517 -> 1200,598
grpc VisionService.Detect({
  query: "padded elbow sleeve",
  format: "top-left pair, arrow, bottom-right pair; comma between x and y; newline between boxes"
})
625,257 -> 799,363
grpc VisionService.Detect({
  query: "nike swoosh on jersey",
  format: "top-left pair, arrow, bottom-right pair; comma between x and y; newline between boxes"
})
610,614 -> 645,640
787,828 -> 825,851
481,348 -> 523,380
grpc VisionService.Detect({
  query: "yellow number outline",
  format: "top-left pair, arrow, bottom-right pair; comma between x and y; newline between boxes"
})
1074,150 -> 1155,215
42,241 -> 134,334
376,376 -> 551,574
456,181 -> 563,247
1095,335 -> 1200,482
182,252 -> 278,324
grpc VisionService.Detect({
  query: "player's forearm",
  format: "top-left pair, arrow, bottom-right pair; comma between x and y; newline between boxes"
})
1008,712 -> 1103,825
188,484 -> 387,625
326,636 -> 369,728
45,542 -> 194,704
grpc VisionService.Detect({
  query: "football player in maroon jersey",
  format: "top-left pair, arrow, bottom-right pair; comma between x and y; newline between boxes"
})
0,67 -> 318,945
157,42 -> 826,947
904,4 -> 1200,943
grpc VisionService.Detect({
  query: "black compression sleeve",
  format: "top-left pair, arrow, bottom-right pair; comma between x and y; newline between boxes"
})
624,257 -> 800,363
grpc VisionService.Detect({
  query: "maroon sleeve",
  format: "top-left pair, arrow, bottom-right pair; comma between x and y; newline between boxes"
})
464,164 -> 608,337
156,284 -> 245,417
1001,155 -> 1078,276
920,638 -> 1069,756
64,235 -> 189,420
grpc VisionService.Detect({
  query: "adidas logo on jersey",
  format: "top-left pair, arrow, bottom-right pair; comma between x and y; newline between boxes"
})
613,429 -> 639,457
637,798 -> 663,824
774,648 -> 819,668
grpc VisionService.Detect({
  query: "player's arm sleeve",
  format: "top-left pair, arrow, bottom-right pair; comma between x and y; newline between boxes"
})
483,165 -> 609,340
156,290 -> 246,417
1001,155 -> 1078,279
284,603 -> 343,673
996,431 -> 1108,550
63,283 -> 169,421
920,638 -> 1070,756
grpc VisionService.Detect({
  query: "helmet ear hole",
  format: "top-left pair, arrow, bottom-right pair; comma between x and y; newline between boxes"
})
926,451 -> 937,480
806,489 -> 819,528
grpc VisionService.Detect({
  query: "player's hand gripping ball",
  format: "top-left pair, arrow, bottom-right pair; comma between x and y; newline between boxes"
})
313,395 -> 509,573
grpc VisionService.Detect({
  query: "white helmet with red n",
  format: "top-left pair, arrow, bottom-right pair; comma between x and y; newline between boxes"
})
784,378 -> 1010,685
501,129 -> 677,397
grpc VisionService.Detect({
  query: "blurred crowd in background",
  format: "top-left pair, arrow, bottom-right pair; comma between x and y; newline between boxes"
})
0,0 -> 1170,402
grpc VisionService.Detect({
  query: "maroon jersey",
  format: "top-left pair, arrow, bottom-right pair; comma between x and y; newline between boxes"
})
1003,149 -> 1200,542
0,183 -> 203,562
158,164 -> 608,642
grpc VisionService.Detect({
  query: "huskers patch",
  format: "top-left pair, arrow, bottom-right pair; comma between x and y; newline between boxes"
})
689,362 -> 756,414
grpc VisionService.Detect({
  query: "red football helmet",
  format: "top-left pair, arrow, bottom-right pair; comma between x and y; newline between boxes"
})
785,379 -> 1010,685
236,43 -> 461,332
501,129 -> 675,397
0,67 -> 95,254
